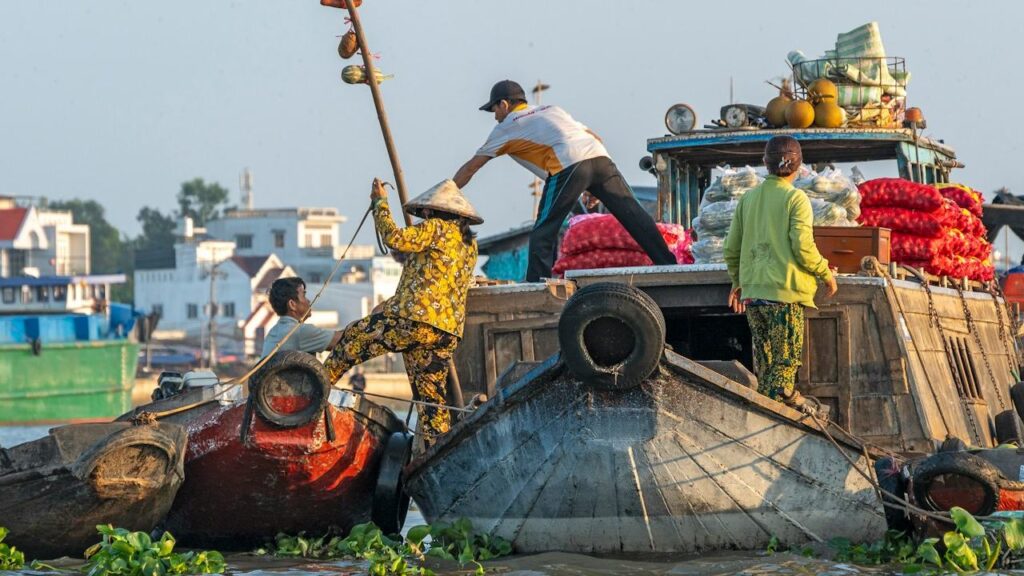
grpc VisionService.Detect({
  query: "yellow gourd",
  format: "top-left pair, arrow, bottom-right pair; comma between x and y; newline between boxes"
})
813,100 -> 845,128
785,100 -> 815,128
765,79 -> 794,128
807,78 -> 838,103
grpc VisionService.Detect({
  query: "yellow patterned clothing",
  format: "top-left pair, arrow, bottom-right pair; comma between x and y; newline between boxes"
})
323,312 -> 457,439
374,198 -> 478,337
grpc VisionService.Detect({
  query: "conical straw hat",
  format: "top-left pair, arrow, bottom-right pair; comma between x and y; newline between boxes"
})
404,179 -> 484,225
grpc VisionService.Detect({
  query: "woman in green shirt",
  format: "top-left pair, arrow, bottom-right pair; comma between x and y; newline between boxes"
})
723,136 -> 838,403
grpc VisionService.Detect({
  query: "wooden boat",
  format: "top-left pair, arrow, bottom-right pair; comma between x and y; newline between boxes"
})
0,421 -> 186,559
407,283 -> 886,554
130,351 -> 409,548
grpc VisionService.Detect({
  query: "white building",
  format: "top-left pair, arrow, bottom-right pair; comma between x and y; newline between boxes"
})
136,206 -> 404,358
0,197 -> 90,278
133,233 -> 300,353
205,207 -> 379,284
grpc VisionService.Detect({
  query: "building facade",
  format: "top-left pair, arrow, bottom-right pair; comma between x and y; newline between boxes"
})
0,197 -> 90,278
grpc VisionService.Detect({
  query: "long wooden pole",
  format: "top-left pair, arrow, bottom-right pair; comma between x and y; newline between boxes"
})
343,2 -> 466,409
345,3 -> 411,226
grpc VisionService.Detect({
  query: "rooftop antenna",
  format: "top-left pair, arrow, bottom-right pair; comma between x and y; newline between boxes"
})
240,168 -> 254,210
729,76 -> 734,104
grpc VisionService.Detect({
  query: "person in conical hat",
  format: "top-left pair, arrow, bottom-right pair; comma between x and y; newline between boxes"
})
324,178 -> 480,442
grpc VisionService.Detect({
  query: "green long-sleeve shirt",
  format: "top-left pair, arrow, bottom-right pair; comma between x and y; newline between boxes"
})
723,175 -> 831,308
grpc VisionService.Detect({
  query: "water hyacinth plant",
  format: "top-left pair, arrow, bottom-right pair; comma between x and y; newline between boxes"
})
0,527 -> 26,570
83,525 -> 225,575
260,518 -> 512,576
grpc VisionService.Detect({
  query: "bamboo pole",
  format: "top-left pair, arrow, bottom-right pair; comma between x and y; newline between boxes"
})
341,2 -> 465,409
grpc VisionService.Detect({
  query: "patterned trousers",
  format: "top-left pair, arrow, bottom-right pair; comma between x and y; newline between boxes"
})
323,312 -> 458,439
746,303 -> 805,400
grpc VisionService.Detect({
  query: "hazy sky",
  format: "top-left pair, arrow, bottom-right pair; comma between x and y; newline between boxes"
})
2,1 -> 1022,248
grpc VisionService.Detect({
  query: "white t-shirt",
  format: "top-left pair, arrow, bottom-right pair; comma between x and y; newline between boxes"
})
261,316 -> 334,356
475,105 -> 609,178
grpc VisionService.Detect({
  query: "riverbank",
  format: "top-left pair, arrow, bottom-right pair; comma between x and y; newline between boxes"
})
131,372 -> 413,410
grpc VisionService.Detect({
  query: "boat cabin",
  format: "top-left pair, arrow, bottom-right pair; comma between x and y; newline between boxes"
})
455,128 -> 1020,459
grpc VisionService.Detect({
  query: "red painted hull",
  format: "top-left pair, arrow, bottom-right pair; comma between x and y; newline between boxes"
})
162,400 -> 397,548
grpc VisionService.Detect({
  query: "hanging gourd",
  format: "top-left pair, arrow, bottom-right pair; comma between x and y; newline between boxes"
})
341,65 -> 392,85
321,0 -> 362,8
338,30 -> 358,59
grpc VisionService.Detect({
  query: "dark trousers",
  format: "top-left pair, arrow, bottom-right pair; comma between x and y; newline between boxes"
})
526,156 -> 676,282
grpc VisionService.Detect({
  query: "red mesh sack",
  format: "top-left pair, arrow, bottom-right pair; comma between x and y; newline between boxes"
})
936,183 -> 984,217
560,214 -> 686,256
891,232 -> 951,262
859,178 -> 944,212
552,248 -> 653,277
672,229 -> 695,264
858,207 -> 945,237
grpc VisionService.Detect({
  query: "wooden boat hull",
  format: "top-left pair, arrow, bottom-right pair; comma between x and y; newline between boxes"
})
0,422 -> 186,559
406,352 -> 885,554
161,397 -> 403,548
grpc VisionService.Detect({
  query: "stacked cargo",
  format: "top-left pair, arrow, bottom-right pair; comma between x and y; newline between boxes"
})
856,178 -> 993,281
551,213 -> 692,277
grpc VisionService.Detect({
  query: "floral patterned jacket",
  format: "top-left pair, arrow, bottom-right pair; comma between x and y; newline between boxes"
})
373,198 -> 478,337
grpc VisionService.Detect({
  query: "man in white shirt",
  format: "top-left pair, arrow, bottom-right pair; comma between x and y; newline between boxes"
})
261,277 -> 342,357
453,80 -> 676,281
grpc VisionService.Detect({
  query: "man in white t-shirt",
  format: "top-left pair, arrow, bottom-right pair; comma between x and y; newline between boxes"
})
261,277 -> 342,357
453,80 -> 676,281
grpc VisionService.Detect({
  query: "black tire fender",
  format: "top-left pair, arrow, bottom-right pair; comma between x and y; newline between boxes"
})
372,431 -> 413,535
248,350 -> 331,428
912,450 -> 1001,516
1011,382 -> 1024,424
558,282 -> 666,390
995,409 -> 1024,445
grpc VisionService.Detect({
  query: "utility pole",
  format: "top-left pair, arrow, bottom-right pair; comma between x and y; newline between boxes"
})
530,79 -> 550,219
206,261 -> 225,370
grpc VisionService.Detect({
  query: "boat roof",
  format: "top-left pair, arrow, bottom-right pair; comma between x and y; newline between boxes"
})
0,274 -> 127,288
647,128 -> 956,166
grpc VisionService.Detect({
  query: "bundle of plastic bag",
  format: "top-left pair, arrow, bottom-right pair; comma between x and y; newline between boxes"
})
795,166 -> 862,221
810,199 -> 852,226
691,236 -> 726,264
697,200 -> 739,236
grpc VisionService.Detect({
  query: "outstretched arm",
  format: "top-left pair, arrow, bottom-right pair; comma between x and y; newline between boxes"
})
453,155 -> 491,188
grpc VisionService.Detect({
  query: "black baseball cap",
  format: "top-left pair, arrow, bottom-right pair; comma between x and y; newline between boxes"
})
479,80 -> 527,111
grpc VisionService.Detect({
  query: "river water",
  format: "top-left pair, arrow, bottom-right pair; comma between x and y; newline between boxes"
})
0,425 -> 1015,575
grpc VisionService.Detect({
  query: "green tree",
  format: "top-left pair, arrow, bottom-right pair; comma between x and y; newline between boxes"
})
177,178 -> 232,226
45,199 -> 125,275
135,206 -> 177,251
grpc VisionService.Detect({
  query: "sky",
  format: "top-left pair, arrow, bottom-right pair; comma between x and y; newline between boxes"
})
2,1 -> 1023,254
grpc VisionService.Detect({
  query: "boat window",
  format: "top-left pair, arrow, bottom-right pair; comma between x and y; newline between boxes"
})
21,286 -> 33,303
36,286 -> 49,302
947,336 -> 984,401
187,303 -> 199,319
53,285 -> 67,301
1,287 -> 14,304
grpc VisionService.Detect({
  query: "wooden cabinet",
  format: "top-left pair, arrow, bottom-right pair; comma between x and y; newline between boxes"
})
813,226 -> 890,274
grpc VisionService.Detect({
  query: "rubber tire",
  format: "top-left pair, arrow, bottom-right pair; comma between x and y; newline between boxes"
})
558,282 -> 666,390
874,456 -> 912,533
1011,382 -> 1024,424
372,432 -> 413,535
912,450 -> 1001,516
249,350 -> 331,428
995,409 -> 1024,445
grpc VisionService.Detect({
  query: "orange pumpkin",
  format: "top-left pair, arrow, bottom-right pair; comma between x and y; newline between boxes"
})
321,0 -> 362,8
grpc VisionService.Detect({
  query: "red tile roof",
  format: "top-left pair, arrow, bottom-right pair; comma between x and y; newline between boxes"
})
0,208 -> 28,241
230,255 -> 271,277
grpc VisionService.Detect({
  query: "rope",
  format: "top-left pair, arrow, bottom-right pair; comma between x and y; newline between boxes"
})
140,203 -> 378,420
334,386 -> 474,414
